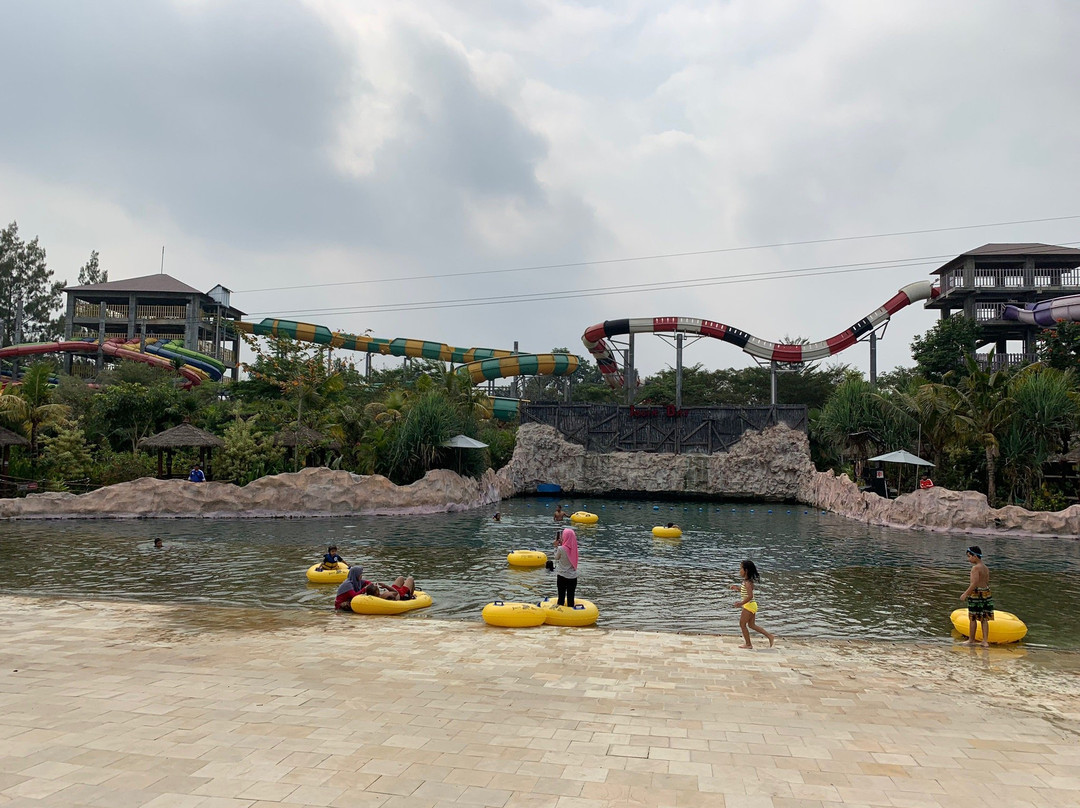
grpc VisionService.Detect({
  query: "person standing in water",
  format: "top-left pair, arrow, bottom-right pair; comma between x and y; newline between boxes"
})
731,560 -> 775,649
960,546 -> 993,647
553,505 -> 567,521
553,528 -> 579,607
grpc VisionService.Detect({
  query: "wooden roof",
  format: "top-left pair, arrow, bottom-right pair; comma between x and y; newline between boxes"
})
138,422 -> 225,450
0,426 -> 29,448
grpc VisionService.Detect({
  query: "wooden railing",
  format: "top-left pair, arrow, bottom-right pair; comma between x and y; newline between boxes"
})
136,305 -> 187,320
520,403 -> 807,455
74,302 -> 128,320
974,353 -> 1037,370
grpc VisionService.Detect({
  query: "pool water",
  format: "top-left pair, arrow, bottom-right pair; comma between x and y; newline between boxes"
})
3,497 -> 1079,649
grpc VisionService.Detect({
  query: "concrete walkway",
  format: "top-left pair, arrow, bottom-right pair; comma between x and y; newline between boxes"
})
0,596 -> 1078,807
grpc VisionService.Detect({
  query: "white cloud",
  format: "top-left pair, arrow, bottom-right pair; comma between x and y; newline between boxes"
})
1,0 -> 1078,380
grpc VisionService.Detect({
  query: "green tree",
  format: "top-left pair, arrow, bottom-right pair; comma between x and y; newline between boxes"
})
0,222 -> 65,344
40,422 -> 93,482
93,381 -> 175,454
0,362 -> 69,457
387,391 -> 465,484
933,355 -> 1014,506
77,250 -> 108,286
217,418 -> 284,485
910,315 -> 981,382
999,366 -> 1079,505
1036,320 -> 1080,371
814,376 -> 886,472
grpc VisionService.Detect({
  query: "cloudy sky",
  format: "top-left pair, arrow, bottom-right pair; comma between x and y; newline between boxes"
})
2,0 -> 1078,379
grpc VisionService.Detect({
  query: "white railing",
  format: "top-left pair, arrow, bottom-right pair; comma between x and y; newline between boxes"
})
942,266 -> 1080,293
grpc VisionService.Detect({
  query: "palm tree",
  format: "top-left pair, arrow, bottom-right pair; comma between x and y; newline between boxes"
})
0,362 -> 70,459
934,355 -> 1014,506
1000,365 -> 1080,504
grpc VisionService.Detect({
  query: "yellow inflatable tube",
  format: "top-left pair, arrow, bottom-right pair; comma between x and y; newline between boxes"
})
351,591 -> 433,615
652,526 -> 682,538
570,511 -> 598,524
950,608 -> 1027,644
538,597 -> 599,627
306,563 -> 349,584
507,550 -> 547,568
482,601 -> 546,627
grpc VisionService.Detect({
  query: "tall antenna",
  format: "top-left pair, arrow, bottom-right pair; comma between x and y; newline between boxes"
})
160,245 -> 165,274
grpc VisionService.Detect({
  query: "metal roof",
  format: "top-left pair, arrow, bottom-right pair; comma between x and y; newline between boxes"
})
66,273 -> 205,295
933,243 -> 1080,275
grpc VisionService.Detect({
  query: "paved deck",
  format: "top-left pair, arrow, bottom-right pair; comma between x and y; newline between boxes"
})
1,596 -> 1078,807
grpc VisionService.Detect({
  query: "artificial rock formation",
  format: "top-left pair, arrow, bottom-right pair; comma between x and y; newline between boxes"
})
502,422 -> 1080,537
0,466 -> 504,520
497,422 -> 815,500
800,468 -> 1080,538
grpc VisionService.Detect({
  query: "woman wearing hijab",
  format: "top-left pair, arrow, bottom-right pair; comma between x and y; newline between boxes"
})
552,528 -> 579,608
335,566 -> 376,610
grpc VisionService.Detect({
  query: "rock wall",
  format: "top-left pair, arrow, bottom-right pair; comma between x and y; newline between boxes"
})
501,422 -> 1080,537
6,422 -> 1080,536
799,467 -> 1080,538
497,422 -> 815,500
0,466 -> 504,520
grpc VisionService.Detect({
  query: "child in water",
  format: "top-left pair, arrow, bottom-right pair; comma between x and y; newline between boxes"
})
731,560 -> 775,649
316,545 -> 348,571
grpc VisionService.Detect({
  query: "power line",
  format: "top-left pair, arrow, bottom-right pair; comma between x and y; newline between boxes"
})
244,254 -> 952,318
235,213 -> 1080,295
247,240 -> 1080,319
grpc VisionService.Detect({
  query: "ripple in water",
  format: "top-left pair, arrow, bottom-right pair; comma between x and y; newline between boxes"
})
2,497 -> 1079,649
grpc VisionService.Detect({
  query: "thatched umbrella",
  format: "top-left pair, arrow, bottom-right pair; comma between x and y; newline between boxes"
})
0,426 -> 29,492
139,422 -> 225,480
274,423 -> 341,466
274,425 -> 340,469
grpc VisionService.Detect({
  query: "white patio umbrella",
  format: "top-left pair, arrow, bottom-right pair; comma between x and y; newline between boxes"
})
441,435 -> 488,473
868,450 -> 934,494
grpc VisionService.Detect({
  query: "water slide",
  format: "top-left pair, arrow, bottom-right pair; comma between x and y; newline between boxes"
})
0,339 -> 212,386
237,318 -> 578,421
1002,295 -> 1080,326
581,281 -> 940,388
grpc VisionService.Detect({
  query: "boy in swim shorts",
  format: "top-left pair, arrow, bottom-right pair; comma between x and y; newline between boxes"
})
960,545 -> 993,647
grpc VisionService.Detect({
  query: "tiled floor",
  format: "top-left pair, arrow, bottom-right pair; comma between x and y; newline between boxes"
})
0,596 -> 1078,807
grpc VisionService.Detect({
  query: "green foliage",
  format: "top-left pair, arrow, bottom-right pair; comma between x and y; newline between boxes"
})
217,418 -> 284,485
0,221 -> 65,344
479,423 -> 517,470
387,391 -> 468,484
40,422 -> 93,482
636,362 -> 849,408
816,352 -> 1080,509
910,315 -> 981,382
91,448 -> 158,486
0,362 -> 70,457
77,250 -> 107,286
1036,320 -> 1080,371
1030,485 -> 1069,513
92,380 -> 176,454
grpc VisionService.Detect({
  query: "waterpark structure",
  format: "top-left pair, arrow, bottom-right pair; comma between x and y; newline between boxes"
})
582,280 -> 939,404
7,241 -> 1080,418
2,280 -> 937,423
234,319 -> 578,421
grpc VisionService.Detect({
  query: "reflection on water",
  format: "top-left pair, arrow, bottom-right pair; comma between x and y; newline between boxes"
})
3,497 -> 1080,649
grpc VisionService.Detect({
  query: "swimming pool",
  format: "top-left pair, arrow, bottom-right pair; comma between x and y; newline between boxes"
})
3,497 -> 1078,648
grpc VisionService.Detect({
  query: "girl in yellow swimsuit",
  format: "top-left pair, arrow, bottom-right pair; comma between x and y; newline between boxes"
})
731,559 -> 775,649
